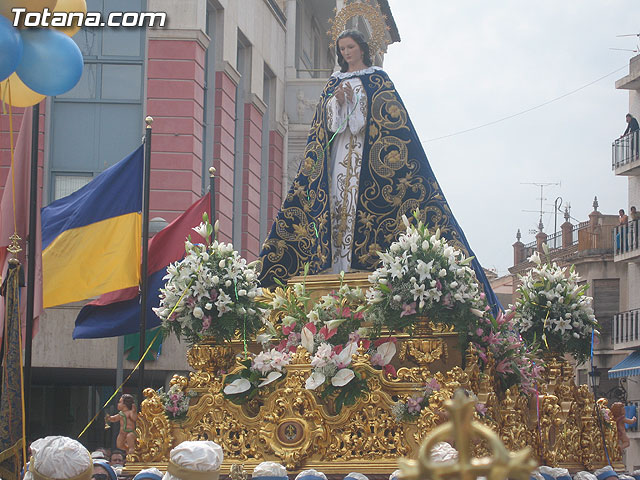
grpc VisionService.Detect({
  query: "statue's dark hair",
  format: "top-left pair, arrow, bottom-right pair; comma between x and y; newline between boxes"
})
121,394 -> 135,410
336,29 -> 372,73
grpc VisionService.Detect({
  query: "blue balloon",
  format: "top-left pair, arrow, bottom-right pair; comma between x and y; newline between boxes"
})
16,28 -> 83,96
0,15 -> 23,82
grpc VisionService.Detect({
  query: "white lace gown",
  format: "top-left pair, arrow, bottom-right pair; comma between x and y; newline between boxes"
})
326,70 -> 369,273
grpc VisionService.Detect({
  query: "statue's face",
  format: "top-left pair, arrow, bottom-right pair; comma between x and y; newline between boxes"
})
338,36 -> 362,67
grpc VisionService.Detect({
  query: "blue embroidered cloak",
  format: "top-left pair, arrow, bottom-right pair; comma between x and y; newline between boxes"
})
258,68 -> 501,312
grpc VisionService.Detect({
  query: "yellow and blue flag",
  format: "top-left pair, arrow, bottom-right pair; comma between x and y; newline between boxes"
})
41,146 -> 143,308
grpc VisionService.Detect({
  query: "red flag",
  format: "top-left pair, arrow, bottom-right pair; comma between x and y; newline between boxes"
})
0,107 -> 43,340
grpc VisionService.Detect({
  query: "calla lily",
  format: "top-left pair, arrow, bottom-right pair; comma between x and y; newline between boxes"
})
324,318 -> 347,330
258,371 -> 282,387
305,371 -> 325,390
375,341 -> 397,366
301,326 -> 315,354
223,378 -> 251,395
335,341 -> 359,366
331,368 -> 355,387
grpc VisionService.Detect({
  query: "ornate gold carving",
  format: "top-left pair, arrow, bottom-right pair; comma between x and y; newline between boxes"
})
187,343 -> 235,375
400,390 -> 537,480
328,0 -> 391,56
129,388 -> 173,463
130,274 -> 625,474
398,339 -> 446,366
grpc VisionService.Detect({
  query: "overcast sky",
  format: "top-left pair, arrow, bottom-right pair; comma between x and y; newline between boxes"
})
383,1 -> 638,275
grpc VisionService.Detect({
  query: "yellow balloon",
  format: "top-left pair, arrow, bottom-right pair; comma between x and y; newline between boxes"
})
0,0 -> 58,24
0,73 -> 45,108
50,0 -> 86,37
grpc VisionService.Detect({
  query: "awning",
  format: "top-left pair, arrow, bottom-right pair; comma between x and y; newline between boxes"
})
608,350 -> 640,378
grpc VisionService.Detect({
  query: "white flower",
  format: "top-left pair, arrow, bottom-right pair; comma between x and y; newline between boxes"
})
192,222 -> 208,239
205,303 -> 213,310
219,259 -> 226,268
237,289 -> 247,296
301,326 -> 315,354
193,306 -> 204,319
258,371 -> 282,387
331,368 -> 355,387
375,341 -> 396,366
305,371 -> 326,390
256,333 -> 272,345
335,341 -> 359,367
224,378 -> 251,395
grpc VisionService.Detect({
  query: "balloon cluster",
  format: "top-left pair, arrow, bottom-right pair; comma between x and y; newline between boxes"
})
0,0 -> 86,107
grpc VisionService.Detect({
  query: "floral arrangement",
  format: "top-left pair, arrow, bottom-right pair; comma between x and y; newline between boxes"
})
154,214 -> 264,345
468,310 -> 542,394
157,384 -> 196,420
392,378 -> 441,422
366,213 -> 485,346
264,274 -> 390,413
223,348 -> 291,403
513,251 -> 599,364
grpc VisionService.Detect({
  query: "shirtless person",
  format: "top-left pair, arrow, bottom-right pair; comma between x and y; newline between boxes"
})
106,394 -> 137,454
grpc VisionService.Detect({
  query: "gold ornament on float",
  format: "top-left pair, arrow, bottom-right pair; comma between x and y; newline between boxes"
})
328,0 -> 391,56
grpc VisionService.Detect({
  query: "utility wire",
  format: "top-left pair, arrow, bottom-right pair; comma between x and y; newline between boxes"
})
424,64 -> 629,143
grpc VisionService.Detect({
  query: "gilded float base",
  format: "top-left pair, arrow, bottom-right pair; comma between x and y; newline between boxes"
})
124,273 -> 624,476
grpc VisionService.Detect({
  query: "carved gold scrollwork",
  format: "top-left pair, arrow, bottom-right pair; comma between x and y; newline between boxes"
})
398,339 -> 446,367
130,388 -> 173,463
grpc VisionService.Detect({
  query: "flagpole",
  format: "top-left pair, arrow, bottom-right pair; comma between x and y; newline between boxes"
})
24,103 -> 40,432
209,166 -> 216,222
138,116 -> 153,400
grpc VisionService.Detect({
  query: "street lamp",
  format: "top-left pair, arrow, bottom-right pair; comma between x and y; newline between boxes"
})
589,368 -> 601,397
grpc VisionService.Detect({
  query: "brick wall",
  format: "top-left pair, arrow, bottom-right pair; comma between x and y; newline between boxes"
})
213,71 -> 237,244
267,130 -> 284,223
241,103 -> 263,260
146,39 -> 205,224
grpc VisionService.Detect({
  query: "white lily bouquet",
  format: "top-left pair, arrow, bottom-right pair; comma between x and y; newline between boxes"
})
513,251 -> 599,364
154,214 -> 264,345
366,212 -> 485,343
223,348 -> 291,403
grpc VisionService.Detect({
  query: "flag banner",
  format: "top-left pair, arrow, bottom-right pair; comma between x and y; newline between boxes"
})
42,145 -> 144,308
0,107 -> 43,342
73,193 -> 211,339
0,262 -> 25,480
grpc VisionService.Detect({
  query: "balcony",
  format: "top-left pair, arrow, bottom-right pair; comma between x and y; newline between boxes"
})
613,308 -> 640,349
613,219 -> 640,262
612,130 -> 640,175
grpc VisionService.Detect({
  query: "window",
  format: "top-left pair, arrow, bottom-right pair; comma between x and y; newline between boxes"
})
47,0 -> 145,204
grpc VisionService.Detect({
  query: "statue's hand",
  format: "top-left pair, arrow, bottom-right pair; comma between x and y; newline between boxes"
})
335,84 -> 346,106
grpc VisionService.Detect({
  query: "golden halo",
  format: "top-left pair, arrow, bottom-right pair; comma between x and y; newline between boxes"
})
328,0 -> 391,57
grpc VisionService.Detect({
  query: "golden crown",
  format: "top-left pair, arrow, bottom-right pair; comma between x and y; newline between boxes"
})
328,0 -> 391,57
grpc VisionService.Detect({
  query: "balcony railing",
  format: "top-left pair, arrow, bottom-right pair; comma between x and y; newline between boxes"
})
522,221 -> 588,258
613,308 -> 640,349
612,130 -> 640,170
613,219 -> 640,258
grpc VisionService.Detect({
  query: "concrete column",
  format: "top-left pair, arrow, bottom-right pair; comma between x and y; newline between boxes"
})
536,231 -> 548,253
512,229 -> 525,265
561,221 -> 573,248
285,0 -> 297,78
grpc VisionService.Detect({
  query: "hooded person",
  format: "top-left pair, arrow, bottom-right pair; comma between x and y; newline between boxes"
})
294,470 -> 327,480
344,473 -> 368,480
574,472 -> 597,480
252,462 -> 288,480
593,467 -> 619,480
162,440 -> 224,480
24,436 -> 93,480
134,468 -> 164,480
93,460 -> 117,480
537,466 -> 572,480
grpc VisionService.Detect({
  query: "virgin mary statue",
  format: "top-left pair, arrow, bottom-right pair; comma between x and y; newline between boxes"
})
258,29 -> 500,311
